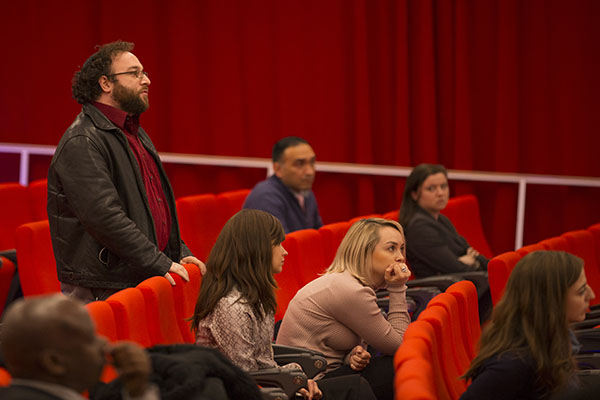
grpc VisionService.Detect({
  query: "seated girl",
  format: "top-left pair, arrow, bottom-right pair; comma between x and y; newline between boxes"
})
276,218 -> 411,400
461,250 -> 596,399
399,163 -> 488,278
191,209 -> 375,400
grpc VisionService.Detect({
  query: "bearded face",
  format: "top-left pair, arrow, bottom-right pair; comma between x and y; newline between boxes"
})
111,79 -> 149,115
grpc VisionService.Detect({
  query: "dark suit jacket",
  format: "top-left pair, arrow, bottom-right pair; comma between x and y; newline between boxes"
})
405,207 -> 488,278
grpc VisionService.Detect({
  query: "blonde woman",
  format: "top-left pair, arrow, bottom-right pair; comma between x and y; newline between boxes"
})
277,218 -> 411,400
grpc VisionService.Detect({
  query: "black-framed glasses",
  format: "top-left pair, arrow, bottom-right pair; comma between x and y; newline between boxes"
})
106,70 -> 149,80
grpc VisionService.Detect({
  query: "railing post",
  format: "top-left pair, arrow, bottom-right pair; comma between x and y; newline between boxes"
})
19,149 -> 30,186
514,179 -> 527,250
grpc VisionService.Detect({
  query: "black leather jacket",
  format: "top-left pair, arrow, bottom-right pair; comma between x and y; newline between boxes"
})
47,103 -> 192,289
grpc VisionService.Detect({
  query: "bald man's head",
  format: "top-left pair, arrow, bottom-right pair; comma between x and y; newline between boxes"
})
0,294 -> 107,392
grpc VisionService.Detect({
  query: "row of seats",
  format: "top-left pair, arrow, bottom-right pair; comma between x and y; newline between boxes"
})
393,280 -> 481,400
488,223 -> 600,306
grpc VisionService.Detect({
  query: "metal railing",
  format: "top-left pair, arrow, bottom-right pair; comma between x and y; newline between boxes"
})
2,142 -> 599,250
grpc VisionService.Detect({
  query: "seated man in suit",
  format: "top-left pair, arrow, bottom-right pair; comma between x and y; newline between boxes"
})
0,294 -> 157,400
243,137 -> 323,233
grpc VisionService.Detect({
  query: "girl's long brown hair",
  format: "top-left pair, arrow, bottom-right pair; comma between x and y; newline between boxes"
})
463,251 -> 583,394
191,209 -> 285,331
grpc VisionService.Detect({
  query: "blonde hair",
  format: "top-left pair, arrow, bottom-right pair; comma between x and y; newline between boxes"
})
326,218 -> 405,286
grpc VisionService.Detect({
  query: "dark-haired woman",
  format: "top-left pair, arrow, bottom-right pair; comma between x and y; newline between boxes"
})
191,209 -> 375,400
399,163 -> 488,278
461,251 -> 595,399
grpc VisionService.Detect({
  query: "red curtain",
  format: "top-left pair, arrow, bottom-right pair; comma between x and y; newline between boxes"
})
1,0 -> 598,253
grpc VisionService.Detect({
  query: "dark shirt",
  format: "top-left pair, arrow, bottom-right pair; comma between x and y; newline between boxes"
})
243,175 -> 322,233
405,207 -> 488,278
93,102 -> 171,251
460,352 -> 549,400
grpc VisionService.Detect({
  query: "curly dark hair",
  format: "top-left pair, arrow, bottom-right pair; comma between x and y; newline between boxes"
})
71,41 -> 134,104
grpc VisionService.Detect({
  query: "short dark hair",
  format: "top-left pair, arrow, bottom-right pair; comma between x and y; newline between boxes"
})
272,137 -> 309,162
398,163 -> 448,227
71,40 -> 134,104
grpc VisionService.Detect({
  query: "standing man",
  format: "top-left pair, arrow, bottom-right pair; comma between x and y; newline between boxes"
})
47,41 -> 204,303
243,137 -> 323,233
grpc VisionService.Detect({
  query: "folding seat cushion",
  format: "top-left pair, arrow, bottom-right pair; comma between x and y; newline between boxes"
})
0,183 -> 32,251
216,189 -> 251,220
27,179 -> 48,221
15,220 -> 60,297
176,193 -> 228,261
562,230 -> 600,306
0,256 -> 16,316
282,229 -> 326,287
487,251 -> 521,306
318,221 -> 351,266
441,194 -> 493,258
106,288 -> 153,348
137,276 -> 185,345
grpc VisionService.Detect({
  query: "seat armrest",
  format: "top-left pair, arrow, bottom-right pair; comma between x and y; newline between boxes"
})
405,275 -> 461,291
576,353 -> 600,370
272,344 -> 327,379
572,318 -> 600,331
249,368 -> 306,399
260,387 -> 289,400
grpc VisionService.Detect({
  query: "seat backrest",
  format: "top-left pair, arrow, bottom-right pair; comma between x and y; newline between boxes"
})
348,214 -> 382,225
0,367 -> 11,387
394,358 -> 438,400
171,263 -> 203,343
589,223 -> 600,268
27,179 -> 48,222
137,276 -> 185,345
216,189 -> 251,219
382,209 -> 399,221
417,305 -> 468,399
106,287 -> 153,348
0,183 -> 32,251
318,221 -> 351,267
487,251 -> 521,306
176,193 -> 228,261
394,320 -> 451,400
441,194 -> 493,258
427,293 -> 472,373
445,280 -> 481,360
516,243 -> 545,257
283,229 -> 326,287
15,220 -> 60,297
538,236 -> 571,252
0,256 -> 16,316
86,300 -> 119,342
562,230 -> 600,306
274,260 -> 302,322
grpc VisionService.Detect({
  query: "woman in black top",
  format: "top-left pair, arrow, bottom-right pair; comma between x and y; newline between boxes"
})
461,251 -> 595,399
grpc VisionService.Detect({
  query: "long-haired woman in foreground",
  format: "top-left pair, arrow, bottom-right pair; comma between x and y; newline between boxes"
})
191,209 -> 375,400
461,251 -> 595,399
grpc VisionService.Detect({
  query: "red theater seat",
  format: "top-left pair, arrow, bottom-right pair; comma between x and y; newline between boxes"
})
171,263 -> 203,343
15,220 -> 60,297
0,183 -> 32,251
538,236 -> 571,252
282,229 -> 326,287
176,193 -> 228,261
442,194 -> 493,258
27,179 -> 48,222
318,221 -> 351,267
0,256 -> 16,315
216,189 -> 250,219
487,251 -> 521,306
106,288 -> 153,348
137,276 -> 186,345
562,230 -> 600,306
